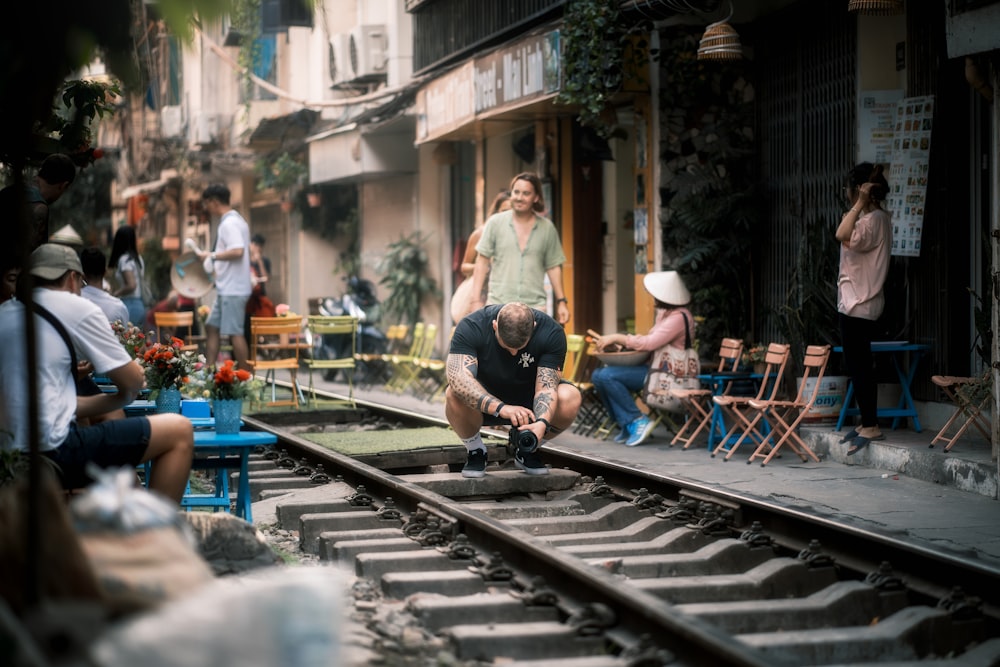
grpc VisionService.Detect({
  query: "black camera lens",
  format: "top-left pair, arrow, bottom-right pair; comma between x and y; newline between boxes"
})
514,428 -> 538,453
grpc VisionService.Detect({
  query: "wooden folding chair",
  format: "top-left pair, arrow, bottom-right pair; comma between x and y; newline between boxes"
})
746,344 -> 832,466
249,315 -> 305,408
154,311 -> 199,353
670,337 -> 744,449
571,338 -> 614,438
303,315 -> 358,407
930,373 -> 992,452
711,342 -> 791,460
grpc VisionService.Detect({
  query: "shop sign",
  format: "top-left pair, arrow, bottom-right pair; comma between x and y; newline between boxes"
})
474,30 -> 561,114
415,61 -> 476,143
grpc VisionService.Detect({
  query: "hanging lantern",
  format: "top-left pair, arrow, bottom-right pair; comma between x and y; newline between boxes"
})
697,20 -> 743,62
847,0 -> 904,15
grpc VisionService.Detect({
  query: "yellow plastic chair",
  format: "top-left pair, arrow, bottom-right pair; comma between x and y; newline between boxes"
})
304,315 -> 358,407
154,311 -> 200,353
386,323 -> 438,393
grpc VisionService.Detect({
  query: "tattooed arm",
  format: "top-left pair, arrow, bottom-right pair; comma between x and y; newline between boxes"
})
532,366 -> 560,424
446,353 -> 505,417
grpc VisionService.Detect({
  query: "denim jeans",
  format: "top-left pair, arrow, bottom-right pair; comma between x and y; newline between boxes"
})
591,364 -> 649,429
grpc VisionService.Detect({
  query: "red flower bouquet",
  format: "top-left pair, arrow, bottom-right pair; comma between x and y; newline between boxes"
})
209,360 -> 259,400
141,337 -> 197,397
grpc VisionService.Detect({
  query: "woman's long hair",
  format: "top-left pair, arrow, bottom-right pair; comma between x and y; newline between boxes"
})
109,224 -> 140,268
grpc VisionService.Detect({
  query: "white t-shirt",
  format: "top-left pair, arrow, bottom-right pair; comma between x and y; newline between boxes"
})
81,285 -> 130,325
213,209 -> 252,296
115,254 -> 144,299
0,289 -> 135,452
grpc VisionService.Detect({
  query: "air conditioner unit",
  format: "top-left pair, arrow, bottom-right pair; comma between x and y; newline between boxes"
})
160,105 -> 183,139
192,113 -> 218,145
328,33 -> 351,86
349,24 -> 388,80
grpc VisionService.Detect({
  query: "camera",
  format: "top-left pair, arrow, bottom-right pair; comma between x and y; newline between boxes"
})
509,426 -> 539,453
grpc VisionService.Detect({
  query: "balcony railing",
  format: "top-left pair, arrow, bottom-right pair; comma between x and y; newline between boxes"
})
408,0 -> 567,73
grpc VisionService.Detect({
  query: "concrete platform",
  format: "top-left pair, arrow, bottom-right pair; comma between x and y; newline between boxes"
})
287,376 -> 1000,572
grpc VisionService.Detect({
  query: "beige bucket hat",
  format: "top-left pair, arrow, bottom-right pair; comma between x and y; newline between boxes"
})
642,270 -> 691,306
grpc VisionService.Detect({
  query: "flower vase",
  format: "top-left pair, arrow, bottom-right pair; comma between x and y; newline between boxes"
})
155,388 -> 182,414
214,399 -> 243,434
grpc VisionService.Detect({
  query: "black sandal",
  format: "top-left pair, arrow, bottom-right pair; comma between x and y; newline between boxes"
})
847,436 -> 872,456
839,429 -> 859,444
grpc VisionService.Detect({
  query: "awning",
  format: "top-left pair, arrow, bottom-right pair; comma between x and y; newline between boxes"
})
119,179 -> 167,200
248,109 -> 320,152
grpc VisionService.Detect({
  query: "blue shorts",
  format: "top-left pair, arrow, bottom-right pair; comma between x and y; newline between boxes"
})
43,418 -> 151,489
206,294 -> 250,336
480,379 -> 576,426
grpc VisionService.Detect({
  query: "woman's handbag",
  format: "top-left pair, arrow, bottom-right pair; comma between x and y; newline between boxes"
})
643,313 -> 700,413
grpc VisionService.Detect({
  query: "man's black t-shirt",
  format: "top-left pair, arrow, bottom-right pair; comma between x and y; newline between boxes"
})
449,304 -> 566,402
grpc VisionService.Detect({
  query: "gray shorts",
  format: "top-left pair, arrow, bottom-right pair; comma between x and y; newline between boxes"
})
206,294 -> 250,335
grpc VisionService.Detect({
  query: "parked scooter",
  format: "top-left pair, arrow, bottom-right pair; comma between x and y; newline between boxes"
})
311,276 -> 388,382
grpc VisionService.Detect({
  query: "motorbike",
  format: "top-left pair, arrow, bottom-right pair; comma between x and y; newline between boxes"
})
310,275 -> 388,382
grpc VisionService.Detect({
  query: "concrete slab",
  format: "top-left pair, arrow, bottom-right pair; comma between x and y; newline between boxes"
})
404,469 -> 580,497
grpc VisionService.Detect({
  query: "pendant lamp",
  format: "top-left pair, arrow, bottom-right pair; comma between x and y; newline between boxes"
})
697,1 -> 742,62
847,0 -> 904,15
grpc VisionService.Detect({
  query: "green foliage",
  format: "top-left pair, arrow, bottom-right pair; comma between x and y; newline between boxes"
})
658,28 -> 758,356
376,233 -> 440,326
556,0 -> 628,138
42,79 -> 122,155
255,151 -> 307,192
231,0 -> 263,107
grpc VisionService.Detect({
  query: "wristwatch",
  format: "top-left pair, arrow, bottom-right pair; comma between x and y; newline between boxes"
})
556,298 -> 568,304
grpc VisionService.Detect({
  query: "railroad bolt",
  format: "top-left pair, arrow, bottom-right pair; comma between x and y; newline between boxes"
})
439,534 -> 477,560
469,551 -> 514,581
588,476 -> 614,497
567,602 -> 616,635
512,575 -> 558,607
797,539 -> 836,569
377,497 -> 402,521
864,561 -> 907,592
309,464 -> 331,484
739,520 -> 776,549
348,485 -> 373,506
938,586 -> 984,622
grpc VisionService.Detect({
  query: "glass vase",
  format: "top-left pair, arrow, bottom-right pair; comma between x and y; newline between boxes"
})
155,387 -> 182,414
213,399 -> 243,434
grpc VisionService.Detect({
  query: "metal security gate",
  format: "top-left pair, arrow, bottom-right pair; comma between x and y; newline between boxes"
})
753,0 -> 856,350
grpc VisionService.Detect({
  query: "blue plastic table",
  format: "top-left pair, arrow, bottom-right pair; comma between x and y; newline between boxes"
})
185,430 -> 277,522
833,341 -> 931,433
701,371 -> 771,452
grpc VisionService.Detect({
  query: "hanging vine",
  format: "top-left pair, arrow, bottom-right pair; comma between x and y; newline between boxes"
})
230,0 -> 262,108
555,0 -> 627,138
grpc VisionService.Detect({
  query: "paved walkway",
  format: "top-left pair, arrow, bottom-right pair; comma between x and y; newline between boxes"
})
306,374 -> 1000,570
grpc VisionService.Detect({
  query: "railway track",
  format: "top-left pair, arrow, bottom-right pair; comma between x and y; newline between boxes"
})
232,397 -> 1000,666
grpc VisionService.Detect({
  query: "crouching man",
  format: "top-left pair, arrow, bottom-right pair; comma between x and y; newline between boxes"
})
445,302 -> 581,478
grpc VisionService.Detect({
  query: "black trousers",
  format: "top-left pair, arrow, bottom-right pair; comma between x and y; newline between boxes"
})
839,312 -> 878,428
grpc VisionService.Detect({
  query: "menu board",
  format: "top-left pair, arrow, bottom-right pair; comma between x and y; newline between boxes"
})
858,90 -> 902,165
886,95 -> 934,258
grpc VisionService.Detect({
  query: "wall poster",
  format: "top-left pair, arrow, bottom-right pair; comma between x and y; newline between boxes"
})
886,95 -> 934,258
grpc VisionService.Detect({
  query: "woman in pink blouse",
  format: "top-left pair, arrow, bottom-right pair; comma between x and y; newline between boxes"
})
591,271 -> 695,447
835,162 -> 892,455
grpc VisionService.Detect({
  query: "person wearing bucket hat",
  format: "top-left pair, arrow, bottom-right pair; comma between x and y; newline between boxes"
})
590,270 -> 696,446
0,244 -> 194,502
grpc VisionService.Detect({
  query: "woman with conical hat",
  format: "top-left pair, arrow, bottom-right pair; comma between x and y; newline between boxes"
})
590,271 -> 696,447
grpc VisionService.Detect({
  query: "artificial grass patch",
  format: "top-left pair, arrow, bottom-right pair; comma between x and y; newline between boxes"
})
302,427 -> 505,455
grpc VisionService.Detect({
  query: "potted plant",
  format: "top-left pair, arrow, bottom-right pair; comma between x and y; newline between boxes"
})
207,360 -> 261,433
376,232 -> 440,327
141,337 -> 199,412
